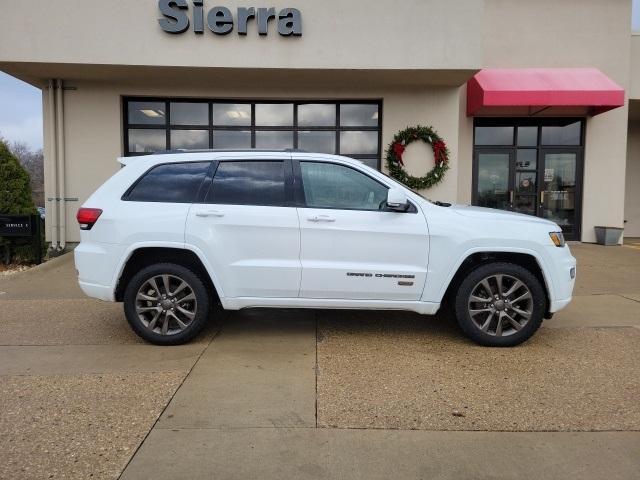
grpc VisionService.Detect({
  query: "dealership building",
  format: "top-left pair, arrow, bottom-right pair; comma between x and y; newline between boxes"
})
0,0 -> 638,246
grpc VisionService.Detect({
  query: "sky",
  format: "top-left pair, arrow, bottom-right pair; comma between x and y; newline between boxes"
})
0,0 -> 639,151
0,72 -> 43,150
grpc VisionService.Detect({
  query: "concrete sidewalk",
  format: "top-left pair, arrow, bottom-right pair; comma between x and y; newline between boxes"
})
1,243 -> 639,479
0,253 -> 220,479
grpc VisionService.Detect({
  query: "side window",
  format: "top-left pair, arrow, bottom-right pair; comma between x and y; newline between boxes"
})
126,162 -> 210,203
206,161 -> 286,206
300,162 -> 388,210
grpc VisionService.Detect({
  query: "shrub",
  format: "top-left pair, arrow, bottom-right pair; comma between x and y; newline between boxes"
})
0,139 -> 38,264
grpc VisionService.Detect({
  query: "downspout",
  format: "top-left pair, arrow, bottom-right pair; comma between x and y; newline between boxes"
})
55,79 -> 66,251
47,79 -> 59,251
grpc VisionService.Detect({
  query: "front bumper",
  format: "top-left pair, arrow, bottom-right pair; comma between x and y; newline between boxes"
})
545,245 -> 576,313
78,280 -> 114,301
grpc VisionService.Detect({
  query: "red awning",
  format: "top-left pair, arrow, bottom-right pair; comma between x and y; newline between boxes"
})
467,68 -> 625,117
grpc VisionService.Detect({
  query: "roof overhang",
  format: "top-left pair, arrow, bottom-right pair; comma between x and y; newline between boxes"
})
0,62 -> 478,90
467,68 -> 625,117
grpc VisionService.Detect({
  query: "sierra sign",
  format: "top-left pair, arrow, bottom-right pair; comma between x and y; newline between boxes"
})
158,0 -> 302,36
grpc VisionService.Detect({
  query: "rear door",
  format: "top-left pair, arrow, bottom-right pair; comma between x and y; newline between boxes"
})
294,160 -> 430,301
185,156 -> 301,298
113,161 -> 212,246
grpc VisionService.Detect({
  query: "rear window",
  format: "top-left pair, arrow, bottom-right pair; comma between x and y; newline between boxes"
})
206,161 -> 286,206
125,162 -> 210,203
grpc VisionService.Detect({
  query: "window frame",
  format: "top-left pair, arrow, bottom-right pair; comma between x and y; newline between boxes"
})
292,160 -> 417,213
122,161 -> 214,203
123,98 -> 383,169
202,158 -> 294,208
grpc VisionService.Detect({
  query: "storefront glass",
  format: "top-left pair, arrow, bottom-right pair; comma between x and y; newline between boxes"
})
124,99 -> 382,169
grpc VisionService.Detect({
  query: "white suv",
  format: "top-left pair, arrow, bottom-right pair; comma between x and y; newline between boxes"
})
74,150 -> 576,347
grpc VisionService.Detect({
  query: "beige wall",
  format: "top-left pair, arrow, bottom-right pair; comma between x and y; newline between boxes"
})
0,0 -> 482,72
50,79 -> 462,243
630,34 -> 640,100
626,116 -> 640,236
457,84 -> 474,205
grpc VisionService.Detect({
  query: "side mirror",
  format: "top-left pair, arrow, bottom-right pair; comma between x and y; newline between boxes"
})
386,188 -> 409,212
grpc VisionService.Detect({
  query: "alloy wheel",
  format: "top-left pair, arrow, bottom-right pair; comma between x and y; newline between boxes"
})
467,274 -> 533,337
135,274 -> 197,335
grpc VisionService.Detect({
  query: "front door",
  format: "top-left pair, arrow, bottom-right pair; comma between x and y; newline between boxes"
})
539,149 -> 582,240
473,120 -> 584,240
473,148 -> 582,240
295,160 -> 429,301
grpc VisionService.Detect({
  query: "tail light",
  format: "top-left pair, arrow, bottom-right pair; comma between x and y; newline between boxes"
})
77,208 -> 103,230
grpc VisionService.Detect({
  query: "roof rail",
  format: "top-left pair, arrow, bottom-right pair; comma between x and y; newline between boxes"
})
153,148 -> 308,155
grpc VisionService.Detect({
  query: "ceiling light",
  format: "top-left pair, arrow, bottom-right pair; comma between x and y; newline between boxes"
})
226,110 -> 250,119
140,109 -> 165,118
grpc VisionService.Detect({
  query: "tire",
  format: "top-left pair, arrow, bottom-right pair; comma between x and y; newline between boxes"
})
123,262 -> 211,345
453,262 -> 545,347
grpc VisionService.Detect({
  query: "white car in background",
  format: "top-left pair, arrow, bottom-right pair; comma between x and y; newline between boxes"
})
74,150 -> 576,347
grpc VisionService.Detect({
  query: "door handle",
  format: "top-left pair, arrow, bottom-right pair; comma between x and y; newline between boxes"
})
196,210 -> 225,218
308,215 -> 335,223
540,191 -> 545,205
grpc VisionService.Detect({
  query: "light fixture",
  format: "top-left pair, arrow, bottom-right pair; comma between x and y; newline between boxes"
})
226,110 -> 250,119
140,109 -> 165,118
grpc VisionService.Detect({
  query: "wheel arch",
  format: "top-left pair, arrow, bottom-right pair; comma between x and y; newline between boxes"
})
441,250 -> 552,317
114,245 -> 222,304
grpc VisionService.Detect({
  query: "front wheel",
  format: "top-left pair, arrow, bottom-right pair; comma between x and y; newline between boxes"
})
123,263 -> 210,345
454,262 -> 545,347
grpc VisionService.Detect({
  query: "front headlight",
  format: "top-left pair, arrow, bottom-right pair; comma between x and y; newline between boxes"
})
549,231 -> 565,247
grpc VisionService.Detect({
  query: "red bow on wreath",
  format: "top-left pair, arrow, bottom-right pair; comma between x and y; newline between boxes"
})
392,142 -> 406,166
432,140 -> 447,164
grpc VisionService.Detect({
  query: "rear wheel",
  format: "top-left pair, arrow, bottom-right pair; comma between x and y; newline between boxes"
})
454,262 -> 545,347
123,263 -> 210,345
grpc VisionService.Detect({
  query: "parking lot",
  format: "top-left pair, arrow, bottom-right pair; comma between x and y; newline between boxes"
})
1,242 -> 639,479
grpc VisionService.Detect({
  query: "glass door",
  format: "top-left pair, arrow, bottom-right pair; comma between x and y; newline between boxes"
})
474,150 -> 513,210
473,119 -> 584,240
539,149 -> 581,240
513,149 -> 538,216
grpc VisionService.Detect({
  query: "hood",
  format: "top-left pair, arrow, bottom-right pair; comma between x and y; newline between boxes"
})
448,204 -> 559,228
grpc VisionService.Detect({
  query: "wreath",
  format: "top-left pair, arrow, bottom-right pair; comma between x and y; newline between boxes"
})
386,125 -> 450,190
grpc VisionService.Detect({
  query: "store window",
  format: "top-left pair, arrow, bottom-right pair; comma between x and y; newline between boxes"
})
124,99 -> 382,169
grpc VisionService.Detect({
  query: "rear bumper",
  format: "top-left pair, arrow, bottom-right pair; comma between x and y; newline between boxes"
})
74,242 -> 124,302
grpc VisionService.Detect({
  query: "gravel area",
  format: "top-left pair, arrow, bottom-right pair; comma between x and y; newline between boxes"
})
317,311 -> 640,431
0,372 -> 185,480
0,264 -> 33,276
